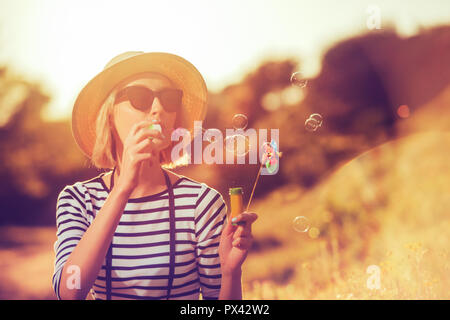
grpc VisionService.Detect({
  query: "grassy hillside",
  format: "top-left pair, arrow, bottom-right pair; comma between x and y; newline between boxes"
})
242,130 -> 450,299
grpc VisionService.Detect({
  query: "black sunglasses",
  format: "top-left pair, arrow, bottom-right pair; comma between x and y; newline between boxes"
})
115,85 -> 183,113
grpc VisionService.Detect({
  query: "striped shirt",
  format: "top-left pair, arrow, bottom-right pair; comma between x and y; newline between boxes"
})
52,171 -> 227,300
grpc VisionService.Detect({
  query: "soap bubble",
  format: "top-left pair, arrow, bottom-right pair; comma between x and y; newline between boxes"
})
304,113 -> 323,132
309,113 -> 323,126
232,114 -> 248,130
225,134 -> 251,156
293,216 -> 310,233
304,118 -> 320,132
290,72 -> 308,88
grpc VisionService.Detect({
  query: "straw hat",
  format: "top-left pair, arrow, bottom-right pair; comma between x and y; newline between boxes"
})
71,51 -> 208,158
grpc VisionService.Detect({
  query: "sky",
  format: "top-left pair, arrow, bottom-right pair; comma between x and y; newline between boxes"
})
0,0 -> 449,121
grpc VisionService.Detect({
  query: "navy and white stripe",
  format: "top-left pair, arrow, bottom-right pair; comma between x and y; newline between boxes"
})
52,171 -> 227,300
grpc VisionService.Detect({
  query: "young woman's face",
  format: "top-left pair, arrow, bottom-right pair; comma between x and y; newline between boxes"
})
112,72 -> 178,154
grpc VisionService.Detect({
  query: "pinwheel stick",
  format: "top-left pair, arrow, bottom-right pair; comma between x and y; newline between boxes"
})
246,164 -> 263,212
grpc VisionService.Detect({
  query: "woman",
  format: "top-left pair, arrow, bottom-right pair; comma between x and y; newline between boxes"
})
52,51 -> 258,300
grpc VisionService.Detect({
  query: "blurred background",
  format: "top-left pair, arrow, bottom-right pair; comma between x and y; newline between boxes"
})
0,0 -> 449,299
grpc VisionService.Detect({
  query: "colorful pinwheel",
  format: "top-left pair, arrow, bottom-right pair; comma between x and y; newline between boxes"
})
261,139 -> 282,174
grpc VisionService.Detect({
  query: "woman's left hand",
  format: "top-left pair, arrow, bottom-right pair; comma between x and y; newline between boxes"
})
219,212 -> 258,276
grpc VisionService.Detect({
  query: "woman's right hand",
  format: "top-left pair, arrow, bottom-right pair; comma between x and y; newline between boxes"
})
115,120 -> 164,193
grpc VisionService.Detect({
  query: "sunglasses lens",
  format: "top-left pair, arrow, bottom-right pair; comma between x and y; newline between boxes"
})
160,89 -> 183,112
119,86 -> 182,113
126,86 -> 154,112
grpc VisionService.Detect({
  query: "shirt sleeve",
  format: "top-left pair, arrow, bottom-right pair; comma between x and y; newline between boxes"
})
52,184 -> 90,300
194,184 -> 227,300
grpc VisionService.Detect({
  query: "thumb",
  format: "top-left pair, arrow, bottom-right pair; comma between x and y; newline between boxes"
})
221,215 -> 236,238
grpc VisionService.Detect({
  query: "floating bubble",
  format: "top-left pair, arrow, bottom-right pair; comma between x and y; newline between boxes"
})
225,134 -> 251,156
204,128 -> 222,143
293,216 -> 310,233
309,113 -> 323,126
235,135 -> 251,156
304,113 -> 323,132
304,118 -> 320,132
290,72 -> 308,88
232,114 -> 248,130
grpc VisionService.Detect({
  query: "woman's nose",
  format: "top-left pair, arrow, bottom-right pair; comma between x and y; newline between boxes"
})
149,97 -> 165,117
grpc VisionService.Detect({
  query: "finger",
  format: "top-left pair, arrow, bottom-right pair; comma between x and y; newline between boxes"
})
126,121 -> 153,146
147,129 -> 165,139
232,220 -> 246,226
232,212 -> 258,226
134,128 -> 164,143
131,152 -> 152,164
133,139 -> 158,158
131,120 -> 153,137
221,215 -> 237,238
232,236 -> 253,250
133,137 -> 152,153
232,225 -> 251,239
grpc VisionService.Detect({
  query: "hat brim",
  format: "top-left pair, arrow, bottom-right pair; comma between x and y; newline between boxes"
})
72,52 -> 208,158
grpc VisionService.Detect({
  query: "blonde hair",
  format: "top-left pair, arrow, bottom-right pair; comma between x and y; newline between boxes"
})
90,89 -> 191,170
91,93 -> 116,169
